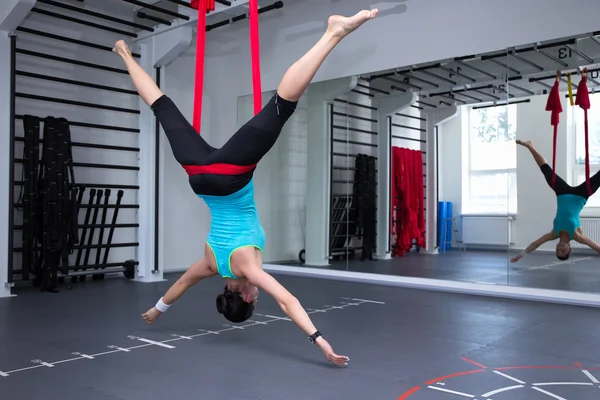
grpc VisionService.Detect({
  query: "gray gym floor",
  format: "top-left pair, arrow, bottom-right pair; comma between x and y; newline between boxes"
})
284,250 -> 600,293
0,273 -> 599,399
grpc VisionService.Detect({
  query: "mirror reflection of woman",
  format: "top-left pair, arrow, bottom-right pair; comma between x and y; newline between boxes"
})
512,139 -> 600,263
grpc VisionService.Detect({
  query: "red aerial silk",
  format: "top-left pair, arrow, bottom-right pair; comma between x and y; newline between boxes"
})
575,70 -> 592,195
545,73 -> 563,190
186,0 -> 263,176
391,147 -> 425,256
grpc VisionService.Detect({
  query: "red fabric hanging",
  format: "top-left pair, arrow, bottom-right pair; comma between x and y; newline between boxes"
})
249,0 -> 262,115
575,70 -> 592,195
545,73 -> 563,190
391,147 -> 425,256
191,0 -> 207,132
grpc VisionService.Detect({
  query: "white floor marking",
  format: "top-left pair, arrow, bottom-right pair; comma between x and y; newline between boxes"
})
125,344 -> 152,351
222,324 -> 245,330
582,369 -> 600,383
493,370 -> 526,384
247,319 -> 268,325
173,334 -> 193,339
264,315 -> 291,321
532,386 -> 568,400
482,384 -> 524,397
0,296 -> 380,378
136,338 -> 175,349
427,385 -> 475,397
351,298 -> 386,304
534,382 -> 593,386
5,365 -> 43,374
92,349 -> 123,357
53,357 -> 84,365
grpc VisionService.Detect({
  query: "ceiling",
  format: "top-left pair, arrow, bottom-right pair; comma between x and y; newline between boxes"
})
363,31 -> 600,109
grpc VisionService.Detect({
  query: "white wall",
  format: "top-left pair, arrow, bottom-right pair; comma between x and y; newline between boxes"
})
9,1 -> 139,282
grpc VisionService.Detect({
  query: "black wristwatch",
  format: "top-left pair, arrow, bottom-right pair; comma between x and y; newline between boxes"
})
308,330 -> 322,344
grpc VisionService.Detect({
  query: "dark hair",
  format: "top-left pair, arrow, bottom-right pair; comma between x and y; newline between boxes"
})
216,287 -> 254,323
556,251 -> 570,261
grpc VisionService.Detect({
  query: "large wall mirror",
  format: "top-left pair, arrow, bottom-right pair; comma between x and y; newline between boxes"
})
240,30 -> 600,298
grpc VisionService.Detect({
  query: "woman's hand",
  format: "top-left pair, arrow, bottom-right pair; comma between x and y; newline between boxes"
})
315,337 -> 349,366
510,254 -> 522,263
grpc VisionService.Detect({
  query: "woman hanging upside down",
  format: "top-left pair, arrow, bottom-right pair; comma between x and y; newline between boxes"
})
113,8 -> 379,367
512,139 -> 600,263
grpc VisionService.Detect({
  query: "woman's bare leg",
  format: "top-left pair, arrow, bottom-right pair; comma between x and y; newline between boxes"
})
113,40 -> 163,107
517,139 -> 547,167
277,9 -> 378,102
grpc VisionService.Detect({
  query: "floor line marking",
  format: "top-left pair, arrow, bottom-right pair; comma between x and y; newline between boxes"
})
532,386 -> 568,400
397,386 -> 421,400
174,335 -> 194,339
574,361 -> 584,368
136,338 -> 175,349
534,382 -> 593,386
223,325 -> 245,330
5,365 -> 43,374
482,384 -> 524,397
462,357 -> 488,369
493,370 -> 526,384
264,315 -> 291,321
52,357 -> 84,365
427,385 -> 475,397
351,298 -> 386,304
124,344 -> 152,351
0,296 -> 368,377
91,350 -> 123,357
582,369 -> 600,383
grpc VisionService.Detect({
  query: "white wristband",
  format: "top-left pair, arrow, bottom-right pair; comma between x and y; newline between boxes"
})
155,297 -> 171,313
520,250 -> 526,257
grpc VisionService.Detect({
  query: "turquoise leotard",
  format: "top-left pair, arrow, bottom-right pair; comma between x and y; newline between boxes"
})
553,194 -> 587,238
197,178 -> 265,279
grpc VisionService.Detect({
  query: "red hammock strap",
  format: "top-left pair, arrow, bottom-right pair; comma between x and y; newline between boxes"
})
552,125 -> 558,190
585,110 -> 592,195
249,0 -> 262,115
192,0 -> 207,133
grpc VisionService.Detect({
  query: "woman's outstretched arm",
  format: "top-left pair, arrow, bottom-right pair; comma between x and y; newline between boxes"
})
244,267 -> 349,366
511,231 -> 557,262
574,229 -> 600,254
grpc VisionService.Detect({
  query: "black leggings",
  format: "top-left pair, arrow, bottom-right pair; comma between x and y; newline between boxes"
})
541,163 -> 600,198
152,93 -> 297,195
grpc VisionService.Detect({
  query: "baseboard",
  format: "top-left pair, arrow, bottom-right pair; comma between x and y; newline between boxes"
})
261,264 -> 600,308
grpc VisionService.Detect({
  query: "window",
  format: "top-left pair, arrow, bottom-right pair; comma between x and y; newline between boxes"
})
573,93 -> 600,207
463,105 -> 517,214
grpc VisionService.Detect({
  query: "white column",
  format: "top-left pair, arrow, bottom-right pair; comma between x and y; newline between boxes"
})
0,32 -> 15,298
422,105 -> 458,255
305,76 -> 358,266
133,27 -> 192,282
0,0 -> 35,31
1,1 -> 34,298
372,92 -> 417,260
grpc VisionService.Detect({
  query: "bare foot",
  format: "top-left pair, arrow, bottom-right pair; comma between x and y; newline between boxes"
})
112,40 -> 132,58
516,139 -> 533,149
142,307 -> 162,324
327,9 -> 379,38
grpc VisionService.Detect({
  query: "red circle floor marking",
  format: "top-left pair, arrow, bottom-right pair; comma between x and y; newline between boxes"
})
397,386 -> 421,400
397,364 -> 600,399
